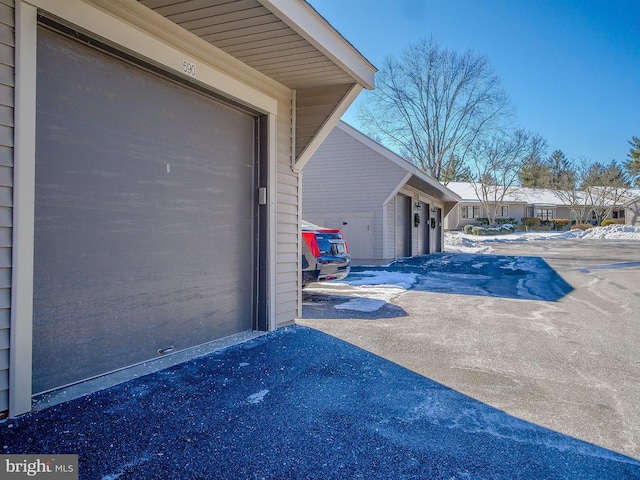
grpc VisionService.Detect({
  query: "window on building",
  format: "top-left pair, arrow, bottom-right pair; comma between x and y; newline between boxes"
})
499,206 -> 508,217
536,209 -> 553,221
461,206 -> 481,218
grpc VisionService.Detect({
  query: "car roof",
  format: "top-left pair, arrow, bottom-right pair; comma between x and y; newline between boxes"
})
301,220 -> 341,233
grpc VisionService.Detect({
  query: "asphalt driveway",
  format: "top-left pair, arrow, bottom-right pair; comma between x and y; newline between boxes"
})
1,239 -> 639,479
299,239 -> 640,465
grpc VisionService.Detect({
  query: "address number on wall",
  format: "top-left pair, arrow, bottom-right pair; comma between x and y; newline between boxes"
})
182,59 -> 197,77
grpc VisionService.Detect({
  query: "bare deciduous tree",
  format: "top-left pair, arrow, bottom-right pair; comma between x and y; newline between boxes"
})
581,160 -> 631,224
550,157 -> 630,224
468,129 -> 546,226
356,37 -> 513,183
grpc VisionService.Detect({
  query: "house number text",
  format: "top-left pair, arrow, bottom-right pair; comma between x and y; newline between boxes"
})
182,59 -> 197,77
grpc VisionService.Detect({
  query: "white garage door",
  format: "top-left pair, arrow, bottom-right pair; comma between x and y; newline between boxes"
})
32,27 -> 259,393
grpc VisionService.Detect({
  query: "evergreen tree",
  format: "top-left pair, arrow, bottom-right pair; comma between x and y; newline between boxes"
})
519,149 -> 573,189
623,136 -> 640,188
518,155 -> 549,188
546,150 -> 576,191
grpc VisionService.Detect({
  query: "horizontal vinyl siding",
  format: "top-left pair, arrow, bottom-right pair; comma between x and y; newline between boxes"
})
626,200 -> 640,226
303,127 -> 406,261
0,0 -> 13,414
510,204 -> 527,221
275,98 -> 298,326
555,206 -> 571,220
302,127 -> 406,213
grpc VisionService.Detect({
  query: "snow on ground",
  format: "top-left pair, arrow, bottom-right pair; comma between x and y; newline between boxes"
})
310,271 -> 418,312
445,224 -> 640,254
306,224 -> 640,312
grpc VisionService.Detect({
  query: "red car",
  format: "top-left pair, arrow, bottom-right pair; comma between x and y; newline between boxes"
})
301,221 -> 351,287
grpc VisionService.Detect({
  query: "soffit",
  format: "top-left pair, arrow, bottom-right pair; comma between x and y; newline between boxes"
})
138,0 -> 374,90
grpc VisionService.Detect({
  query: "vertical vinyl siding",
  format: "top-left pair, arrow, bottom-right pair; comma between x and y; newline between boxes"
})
275,98 -> 298,326
0,0 -> 14,414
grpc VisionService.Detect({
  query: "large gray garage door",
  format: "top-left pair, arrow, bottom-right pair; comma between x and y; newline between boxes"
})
33,27 -> 258,394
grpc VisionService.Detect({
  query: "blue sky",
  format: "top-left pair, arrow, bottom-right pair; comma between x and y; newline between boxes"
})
308,0 -> 640,166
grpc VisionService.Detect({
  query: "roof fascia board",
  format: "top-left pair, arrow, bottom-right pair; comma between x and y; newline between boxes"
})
408,175 -> 461,203
383,172 -> 413,206
294,83 -> 363,171
443,201 -> 457,217
260,0 -> 376,90
337,121 -> 461,202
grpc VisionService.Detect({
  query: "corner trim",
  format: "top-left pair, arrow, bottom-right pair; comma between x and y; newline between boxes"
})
10,1 -> 38,417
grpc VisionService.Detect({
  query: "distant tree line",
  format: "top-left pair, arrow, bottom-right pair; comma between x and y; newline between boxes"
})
355,37 -> 639,225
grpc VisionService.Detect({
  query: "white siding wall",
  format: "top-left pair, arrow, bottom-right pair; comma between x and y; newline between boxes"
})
302,127 -> 407,261
555,206 -> 572,221
276,98 -> 298,326
0,0 -> 13,413
626,199 -> 640,226
449,202 -> 530,230
507,204 -> 526,221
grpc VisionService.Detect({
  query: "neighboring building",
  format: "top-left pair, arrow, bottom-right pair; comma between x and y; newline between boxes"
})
2,0 -> 375,416
626,198 -> 640,226
444,183 -> 571,230
302,122 -> 460,265
444,182 -> 628,230
623,190 -> 640,226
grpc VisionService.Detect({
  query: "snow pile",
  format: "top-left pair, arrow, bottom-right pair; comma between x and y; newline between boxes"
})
444,224 -> 640,253
443,232 -> 494,254
557,224 -> 640,240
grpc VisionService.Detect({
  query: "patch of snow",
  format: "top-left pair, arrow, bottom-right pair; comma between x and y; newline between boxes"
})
335,298 -> 387,312
338,271 -> 418,289
319,272 -> 418,311
247,389 -> 269,404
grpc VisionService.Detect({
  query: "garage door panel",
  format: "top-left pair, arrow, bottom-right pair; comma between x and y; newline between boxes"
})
396,194 -> 411,258
33,27 -> 255,393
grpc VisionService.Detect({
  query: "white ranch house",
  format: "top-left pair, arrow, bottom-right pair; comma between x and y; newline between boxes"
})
444,182 -> 629,230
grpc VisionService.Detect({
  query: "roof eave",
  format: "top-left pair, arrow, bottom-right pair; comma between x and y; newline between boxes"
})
261,0 -> 376,90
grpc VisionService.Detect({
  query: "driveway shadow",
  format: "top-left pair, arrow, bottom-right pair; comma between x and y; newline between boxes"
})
362,253 -> 574,301
1,326 -> 637,479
